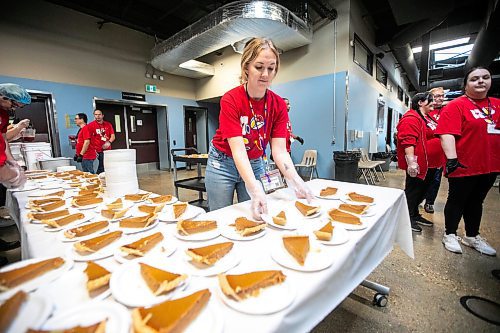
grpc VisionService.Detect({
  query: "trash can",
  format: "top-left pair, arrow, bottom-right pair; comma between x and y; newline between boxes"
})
373,152 -> 392,171
334,151 -> 360,183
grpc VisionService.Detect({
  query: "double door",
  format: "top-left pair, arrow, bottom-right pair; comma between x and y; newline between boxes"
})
94,102 -> 159,164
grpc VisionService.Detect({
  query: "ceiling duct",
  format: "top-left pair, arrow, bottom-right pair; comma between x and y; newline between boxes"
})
151,1 -> 313,79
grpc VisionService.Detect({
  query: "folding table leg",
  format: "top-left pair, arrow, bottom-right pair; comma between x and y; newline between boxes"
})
377,165 -> 386,180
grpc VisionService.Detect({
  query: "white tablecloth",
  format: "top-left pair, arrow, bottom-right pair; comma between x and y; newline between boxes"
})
8,178 -> 413,333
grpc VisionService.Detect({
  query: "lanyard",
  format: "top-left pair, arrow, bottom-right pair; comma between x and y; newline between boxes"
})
245,84 -> 269,164
466,96 -> 494,124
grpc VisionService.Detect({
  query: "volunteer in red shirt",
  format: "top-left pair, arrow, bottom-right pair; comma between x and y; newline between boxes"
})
436,67 -> 499,256
74,113 -> 97,173
397,92 -> 437,232
87,109 -> 115,174
422,87 -> 446,214
205,38 -> 313,219
283,98 -> 304,153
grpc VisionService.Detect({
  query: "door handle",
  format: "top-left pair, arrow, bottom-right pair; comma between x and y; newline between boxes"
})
128,139 -> 156,145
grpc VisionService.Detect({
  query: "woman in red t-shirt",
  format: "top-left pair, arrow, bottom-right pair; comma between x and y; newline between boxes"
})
206,38 -> 313,218
396,92 -> 438,232
435,67 -> 499,256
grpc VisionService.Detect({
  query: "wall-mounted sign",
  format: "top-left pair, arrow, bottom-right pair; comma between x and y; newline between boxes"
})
145,84 -> 160,94
122,91 -> 146,101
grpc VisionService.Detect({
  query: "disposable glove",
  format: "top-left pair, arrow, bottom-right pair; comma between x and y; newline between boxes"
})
102,141 -> 111,150
296,136 -> 304,145
245,179 -> 268,220
405,155 -> 419,177
285,173 -> 313,202
76,155 -> 83,163
445,158 -> 466,177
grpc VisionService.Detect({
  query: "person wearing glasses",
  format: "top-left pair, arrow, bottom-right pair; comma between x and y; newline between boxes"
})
87,109 -> 115,174
0,83 -> 31,266
74,113 -> 96,173
436,67 -> 499,256
422,87 -> 446,214
397,92 -> 438,233
205,38 -> 313,219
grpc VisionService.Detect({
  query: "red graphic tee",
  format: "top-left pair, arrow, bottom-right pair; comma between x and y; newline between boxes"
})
86,120 -> 115,153
76,125 -> 97,160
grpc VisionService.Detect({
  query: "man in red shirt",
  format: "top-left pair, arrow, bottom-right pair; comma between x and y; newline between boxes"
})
283,98 -> 304,153
86,109 -> 115,174
73,113 -> 96,173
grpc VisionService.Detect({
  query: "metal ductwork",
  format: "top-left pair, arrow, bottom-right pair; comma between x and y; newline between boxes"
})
151,1 -> 313,79
389,44 -> 420,91
465,0 -> 500,70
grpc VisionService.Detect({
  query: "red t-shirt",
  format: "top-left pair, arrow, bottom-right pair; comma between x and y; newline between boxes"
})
75,125 -> 97,160
435,95 -> 500,177
212,85 -> 289,159
0,109 -> 9,166
396,109 -> 429,180
423,114 -> 445,169
86,120 -> 115,153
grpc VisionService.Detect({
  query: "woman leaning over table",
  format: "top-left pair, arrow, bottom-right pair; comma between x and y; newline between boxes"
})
397,92 -> 438,233
435,67 -> 499,256
205,38 -> 313,219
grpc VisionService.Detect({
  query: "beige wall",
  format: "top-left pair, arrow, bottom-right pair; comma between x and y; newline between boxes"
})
0,0 -> 197,99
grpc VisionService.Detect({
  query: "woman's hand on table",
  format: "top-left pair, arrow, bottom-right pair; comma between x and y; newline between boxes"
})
246,179 -> 268,220
285,174 -> 314,202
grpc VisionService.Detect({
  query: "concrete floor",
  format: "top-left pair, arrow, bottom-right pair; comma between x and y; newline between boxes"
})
1,167 -> 499,332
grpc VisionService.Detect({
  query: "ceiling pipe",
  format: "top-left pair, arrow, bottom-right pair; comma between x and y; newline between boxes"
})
465,0 -> 500,70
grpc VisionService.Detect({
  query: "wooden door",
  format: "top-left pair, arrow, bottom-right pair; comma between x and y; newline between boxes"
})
126,105 -> 159,164
94,102 -> 127,150
184,110 -> 197,149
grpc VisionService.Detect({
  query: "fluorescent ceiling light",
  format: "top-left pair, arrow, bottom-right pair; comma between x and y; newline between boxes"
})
412,37 -> 470,53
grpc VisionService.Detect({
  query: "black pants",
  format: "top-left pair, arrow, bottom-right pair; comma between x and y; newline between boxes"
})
0,184 -> 6,207
96,152 -> 105,174
444,173 -> 497,236
405,168 -> 437,221
424,168 -> 442,205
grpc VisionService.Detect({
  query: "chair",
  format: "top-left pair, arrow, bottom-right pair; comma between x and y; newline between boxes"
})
294,150 -> 319,181
356,148 -> 386,184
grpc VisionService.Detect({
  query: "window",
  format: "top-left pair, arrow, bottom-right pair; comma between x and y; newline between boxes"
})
397,86 -> 403,101
353,34 -> 374,75
404,94 -> 410,106
376,60 -> 387,86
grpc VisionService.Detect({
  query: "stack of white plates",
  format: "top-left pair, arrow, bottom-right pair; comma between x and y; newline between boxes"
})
104,149 -> 138,197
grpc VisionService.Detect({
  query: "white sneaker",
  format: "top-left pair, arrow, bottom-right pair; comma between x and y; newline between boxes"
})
442,234 -> 463,254
461,235 -> 497,256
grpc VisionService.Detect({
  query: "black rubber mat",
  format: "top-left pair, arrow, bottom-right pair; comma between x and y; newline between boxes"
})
460,296 -> 500,325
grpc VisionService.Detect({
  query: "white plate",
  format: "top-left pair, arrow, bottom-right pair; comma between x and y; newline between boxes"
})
44,211 -> 95,232
72,202 -> 103,210
315,189 -> 342,200
220,225 -> 266,241
182,245 -> 241,277
57,221 -> 110,243
33,267 -> 112,311
27,200 -> 70,213
338,206 -> 376,218
314,225 -> 350,245
158,205 -> 204,222
261,214 -> 298,230
146,194 -> 178,205
68,236 -> 122,261
39,183 -> 64,190
174,227 -> 221,241
118,219 -> 159,234
97,209 -> 133,222
271,241 -> 333,272
27,190 -> 67,198
2,294 -> 53,333
40,301 -> 130,333
9,184 -> 38,192
28,208 -> 77,224
0,256 -> 74,300
341,197 -> 376,206
110,262 -> 188,307
293,200 -> 323,219
332,220 -> 367,231
216,275 -> 295,315
184,303 -> 223,333
113,239 -> 176,264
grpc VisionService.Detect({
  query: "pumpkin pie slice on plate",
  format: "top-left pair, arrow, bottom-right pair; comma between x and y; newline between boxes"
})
28,320 -> 107,333
74,231 -> 122,255
328,209 -> 361,225
42,190 -> 65,197
347,192 -> 374,203
0,290 -> 27,332
138,204 -> 165,214
42,212 -> 85,228
218,270 -> 286,301
29,197 -> 61,207
64,221 -> 109,239
105,198 -> 123,210
295,201 -> 319,216
132,289 -> 210,333
314,221 -> 334,241
172,202 -> 188,219
0,257 -> 65,291
320,187 -> 338,196
120,232 -> 164,257
338,203 -> 369,215
139,263 -> 187,296
282,235 -> 310,266
148,195 -> 172,204
272,211 -> 287,226
124,193 -> 150,202
33,199 -> 65,212
119,214 -> 156,229
177,220 -> 217,235
230,217 -> 266,236
186,242 -> 234,266
84,261 -> 111,293
72,197 -> 103,208
27,209 -> 70,221
101,208 -> 129,220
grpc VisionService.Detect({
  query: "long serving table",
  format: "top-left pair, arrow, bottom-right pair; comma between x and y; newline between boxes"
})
6,178 -> 413,333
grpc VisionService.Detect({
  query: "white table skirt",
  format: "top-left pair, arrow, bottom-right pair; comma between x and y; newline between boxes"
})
8,178 -> 413,333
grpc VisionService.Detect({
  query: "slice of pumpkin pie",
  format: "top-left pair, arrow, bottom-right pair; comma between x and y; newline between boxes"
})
84,261 -> 111,292
282,235 -> 310,266
120,232 -> 164,257
139,263 -> 187,296
186,242 -> 233,266
328,209 -> 361,225
74,231 -> 122,254
295,201 -> 319,216
314,221 -> 334,241
218,270 -> 286,301
231,217 -> 266,236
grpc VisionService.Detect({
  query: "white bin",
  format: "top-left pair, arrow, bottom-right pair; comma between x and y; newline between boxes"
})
21,143 -> 53,170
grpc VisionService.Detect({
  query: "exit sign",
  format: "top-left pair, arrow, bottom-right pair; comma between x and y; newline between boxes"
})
145,84 -> 160,93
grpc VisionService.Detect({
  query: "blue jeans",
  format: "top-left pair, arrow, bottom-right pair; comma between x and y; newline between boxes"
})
424,168 -> 442,205
205,144 -> 264,212
96,152 -> 105,174
81,159 -> 95,174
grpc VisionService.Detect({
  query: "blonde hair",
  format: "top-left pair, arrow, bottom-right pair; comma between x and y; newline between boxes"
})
429,87 -> 444,95
240,38 -> 280,84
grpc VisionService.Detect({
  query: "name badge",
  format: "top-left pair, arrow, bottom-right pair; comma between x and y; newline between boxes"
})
487,123 -> 500,134
259,169 -> 285,193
